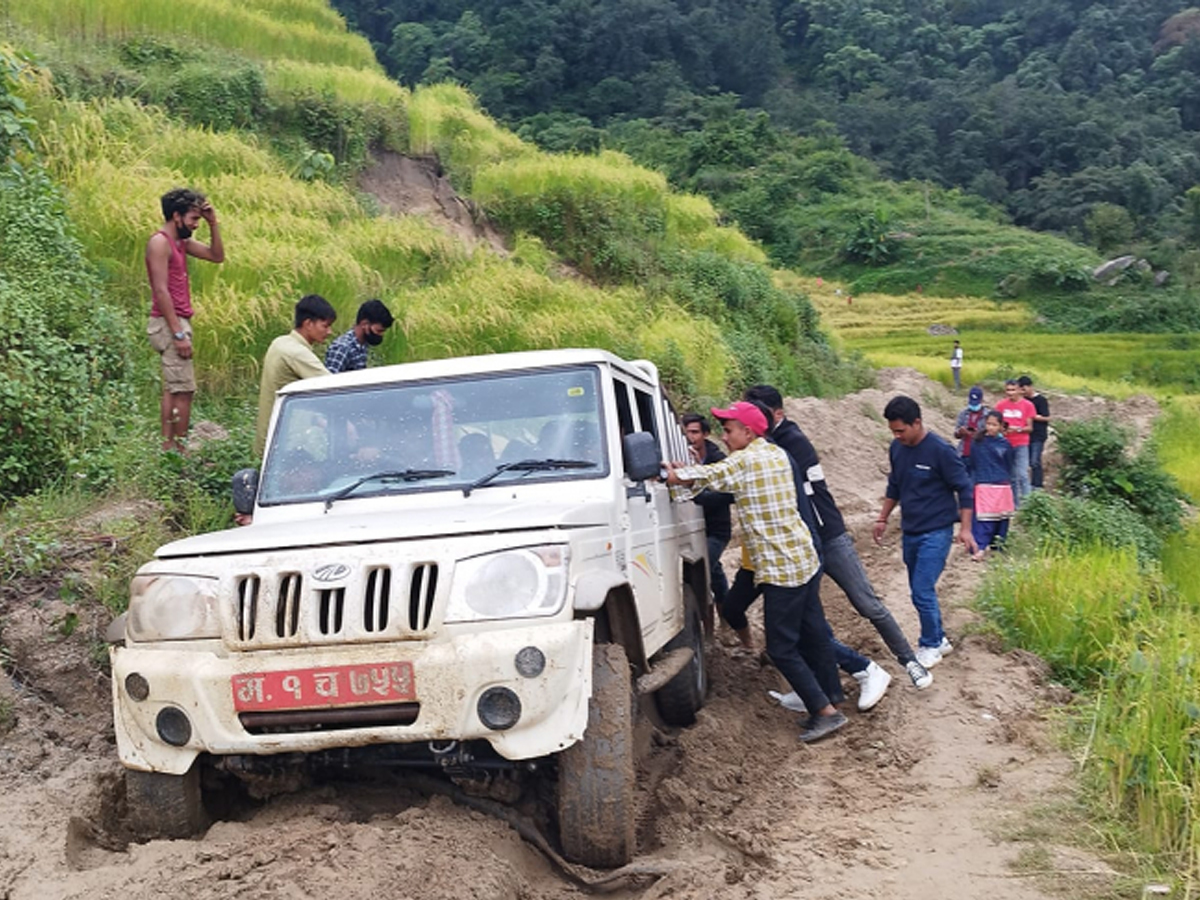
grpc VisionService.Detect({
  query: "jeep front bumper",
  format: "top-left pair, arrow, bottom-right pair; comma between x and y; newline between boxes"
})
112,621 -> 592,774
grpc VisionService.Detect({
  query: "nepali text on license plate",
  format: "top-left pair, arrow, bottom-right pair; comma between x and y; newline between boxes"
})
231,662 -> 415,712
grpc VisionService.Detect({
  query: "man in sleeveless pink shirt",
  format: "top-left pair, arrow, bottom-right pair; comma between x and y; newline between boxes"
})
146,187 -> 225,451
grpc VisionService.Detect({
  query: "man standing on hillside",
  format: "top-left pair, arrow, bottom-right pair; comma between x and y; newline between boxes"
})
325,299 -> 395,374
1018,375 -> 1051,490
682,414 -> 734,610
254,294 -> 337,457
874,395 -> 976,670
994,379 -> 1037,505
745,385 -> 933,701
950,340 -> 963,391
146,188 -> 225,452
667,401 -> 847,743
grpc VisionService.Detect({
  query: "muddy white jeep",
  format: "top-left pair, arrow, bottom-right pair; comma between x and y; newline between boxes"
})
109,349 -> 710,867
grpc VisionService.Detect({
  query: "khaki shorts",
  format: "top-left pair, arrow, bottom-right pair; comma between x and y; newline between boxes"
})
147,316 -> 196,394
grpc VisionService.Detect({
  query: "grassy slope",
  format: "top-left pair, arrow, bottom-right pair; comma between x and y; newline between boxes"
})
7,1 -> 798,405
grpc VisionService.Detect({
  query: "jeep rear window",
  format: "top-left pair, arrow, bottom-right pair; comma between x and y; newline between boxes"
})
259,366 -> 608,505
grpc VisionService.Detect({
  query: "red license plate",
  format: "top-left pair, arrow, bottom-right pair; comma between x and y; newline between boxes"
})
231,662 -> 416,712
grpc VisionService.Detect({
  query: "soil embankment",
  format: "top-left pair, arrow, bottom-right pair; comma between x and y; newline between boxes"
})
0,369 -> 1138,899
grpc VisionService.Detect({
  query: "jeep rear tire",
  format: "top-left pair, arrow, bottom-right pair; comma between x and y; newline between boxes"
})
556,642 -> 635,868
125,764 -> 209,840
654,585 -> 707,726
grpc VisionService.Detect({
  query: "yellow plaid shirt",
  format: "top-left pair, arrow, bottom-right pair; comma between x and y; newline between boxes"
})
674,438 -> 819,588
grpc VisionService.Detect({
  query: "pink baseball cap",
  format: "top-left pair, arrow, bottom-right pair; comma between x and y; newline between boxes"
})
710,401 -> 768,436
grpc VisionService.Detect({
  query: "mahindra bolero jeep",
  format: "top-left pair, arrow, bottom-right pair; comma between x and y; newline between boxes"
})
108,349 -> 711,867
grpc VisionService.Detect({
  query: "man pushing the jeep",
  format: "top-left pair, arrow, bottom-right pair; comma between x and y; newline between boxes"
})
146,187 -> 225,452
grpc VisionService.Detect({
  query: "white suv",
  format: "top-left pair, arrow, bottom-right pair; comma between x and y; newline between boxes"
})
109,349 -> 710,867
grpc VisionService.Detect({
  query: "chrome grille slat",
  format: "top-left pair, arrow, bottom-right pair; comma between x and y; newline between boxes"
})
409,564 -> 438,631
364,567 -> 391,632
276,573 -> 302,638
236,576 -> 259,641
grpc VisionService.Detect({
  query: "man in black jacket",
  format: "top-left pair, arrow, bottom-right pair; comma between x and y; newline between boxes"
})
683,414 -> 734,608
745,386 -> 933,702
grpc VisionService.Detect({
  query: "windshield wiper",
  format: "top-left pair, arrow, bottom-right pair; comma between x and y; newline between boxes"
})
324,469 -> 454,511
463,458 -> 594,497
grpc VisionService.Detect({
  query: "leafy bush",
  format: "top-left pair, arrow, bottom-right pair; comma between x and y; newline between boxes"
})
0,168 -> 134,497
1014,491 -> 1162,563
1056,420 -> 1189,536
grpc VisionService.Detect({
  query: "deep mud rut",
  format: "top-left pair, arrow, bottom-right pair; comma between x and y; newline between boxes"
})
1,370 -> 1143,900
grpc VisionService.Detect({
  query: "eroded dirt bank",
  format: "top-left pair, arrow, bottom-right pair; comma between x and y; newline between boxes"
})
0,370 -> 1142,899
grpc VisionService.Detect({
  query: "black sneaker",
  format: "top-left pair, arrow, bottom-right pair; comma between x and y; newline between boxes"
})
798,711 -> 848,743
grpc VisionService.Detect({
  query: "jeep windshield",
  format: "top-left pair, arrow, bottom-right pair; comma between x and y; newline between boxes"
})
258,366 -> 608,506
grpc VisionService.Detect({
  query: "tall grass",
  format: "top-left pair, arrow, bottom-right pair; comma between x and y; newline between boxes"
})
1157,398 -> 1200,499
264,59 -> 406,106
407,83 -> 531,187
9,0 -> 377,70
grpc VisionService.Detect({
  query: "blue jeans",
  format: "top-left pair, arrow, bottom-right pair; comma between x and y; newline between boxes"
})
901,527 -> 952,648
1010,443 -> 1031,507
823,531 -> 917,665
1029,440 -> 1045,489
706,534 -> 729,606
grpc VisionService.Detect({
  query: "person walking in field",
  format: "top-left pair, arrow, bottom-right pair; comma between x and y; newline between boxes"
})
145,188 -> 225,452
950,340 -> 963,391
969,411 -> 1015,558
744,385 -> 933,703
874,395 -> 976,670
1017,375 -> 1051,490
325,299 -> 395,374
993,378 -> 1037,506
667,401 -> 847,743
254,294 -> 337,457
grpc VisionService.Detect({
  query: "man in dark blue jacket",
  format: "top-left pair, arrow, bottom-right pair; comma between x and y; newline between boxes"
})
745,386 -> 933,707
873,395 -> 977,670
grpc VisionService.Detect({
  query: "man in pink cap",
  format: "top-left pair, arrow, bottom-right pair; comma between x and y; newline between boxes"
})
666,401 -> 846,743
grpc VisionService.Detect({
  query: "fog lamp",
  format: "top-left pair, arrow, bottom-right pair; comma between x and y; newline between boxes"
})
514,646 -> 545,678
477,687 -> 521,731
125,672 -> 150,702
156,707 -> 192,747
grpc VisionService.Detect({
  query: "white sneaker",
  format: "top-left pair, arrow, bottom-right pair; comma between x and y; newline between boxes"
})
853,661 -> 892,711
906,659 -> 933,690
936,637 -> 954,656
768,689 -> 807,713
915,645 -> 943,669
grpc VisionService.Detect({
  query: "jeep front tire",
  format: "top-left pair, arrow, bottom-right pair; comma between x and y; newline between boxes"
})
125,763 -> 209,840
555,641 -> 636,868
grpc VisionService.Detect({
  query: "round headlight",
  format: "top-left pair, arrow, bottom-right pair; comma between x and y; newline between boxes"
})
466,553 -> 542,617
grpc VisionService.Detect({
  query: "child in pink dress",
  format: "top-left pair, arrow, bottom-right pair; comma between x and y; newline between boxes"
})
970,412 -> 1015,559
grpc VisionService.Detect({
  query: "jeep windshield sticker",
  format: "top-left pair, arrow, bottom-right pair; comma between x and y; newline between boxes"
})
257,366 -> 608,506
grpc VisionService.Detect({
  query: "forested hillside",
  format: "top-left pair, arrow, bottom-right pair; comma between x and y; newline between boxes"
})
333,0 -> 1200,287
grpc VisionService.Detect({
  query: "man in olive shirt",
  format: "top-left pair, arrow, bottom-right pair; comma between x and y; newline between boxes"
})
254,295 -> 337,457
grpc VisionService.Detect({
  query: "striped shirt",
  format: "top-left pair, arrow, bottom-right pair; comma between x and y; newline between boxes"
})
674,438 -> 820,588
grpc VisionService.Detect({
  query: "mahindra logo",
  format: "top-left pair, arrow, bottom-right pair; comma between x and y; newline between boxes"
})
313,563 -> 351,583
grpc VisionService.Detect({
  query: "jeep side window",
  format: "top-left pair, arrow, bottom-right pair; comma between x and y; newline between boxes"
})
633,387 -> 659,440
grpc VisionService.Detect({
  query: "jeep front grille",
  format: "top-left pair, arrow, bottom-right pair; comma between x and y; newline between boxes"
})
230,564 -> 439,648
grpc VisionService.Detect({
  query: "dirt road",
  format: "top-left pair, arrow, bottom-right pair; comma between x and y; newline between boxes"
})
1,370 -> 1134,900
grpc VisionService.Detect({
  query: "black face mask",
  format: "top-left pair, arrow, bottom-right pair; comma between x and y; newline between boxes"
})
363,331 -> 384,346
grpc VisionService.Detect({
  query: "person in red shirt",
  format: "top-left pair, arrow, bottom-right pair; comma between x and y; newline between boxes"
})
992,379 -> 1036,506
146,188 -> 225,452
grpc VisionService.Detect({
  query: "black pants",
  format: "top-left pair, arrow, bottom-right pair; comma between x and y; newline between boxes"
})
761,575 -> 842,712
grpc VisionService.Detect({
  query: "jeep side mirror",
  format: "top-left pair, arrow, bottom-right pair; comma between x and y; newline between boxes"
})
232,468 -> 260,516
622,432 -> 661,482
